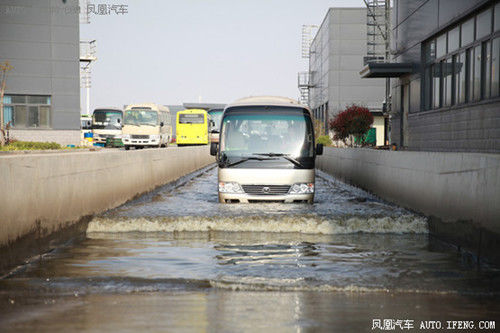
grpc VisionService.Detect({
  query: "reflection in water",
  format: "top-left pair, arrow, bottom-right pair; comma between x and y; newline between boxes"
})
7,232 -> 500,295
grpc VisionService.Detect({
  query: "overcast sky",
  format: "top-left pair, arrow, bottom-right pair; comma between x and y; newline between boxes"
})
80,0 -> 365,111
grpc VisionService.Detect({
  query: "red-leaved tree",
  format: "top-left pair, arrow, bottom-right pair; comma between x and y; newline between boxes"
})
328,105 -> 374,146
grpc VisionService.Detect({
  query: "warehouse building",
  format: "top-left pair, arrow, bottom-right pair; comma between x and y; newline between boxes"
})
0,0 -> 80,145
307,7 -> 387,146
362,0 -> 500,152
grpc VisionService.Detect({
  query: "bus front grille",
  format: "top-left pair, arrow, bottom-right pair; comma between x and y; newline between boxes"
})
131,135 -> 149,139
241,185 -> 291,195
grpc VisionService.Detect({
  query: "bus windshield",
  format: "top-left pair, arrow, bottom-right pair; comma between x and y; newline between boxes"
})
124,109 -> 158,126
220,107 -> 314,160
179,113 -> 204,124
208,109 -> 223,132
92,110 -> 122,130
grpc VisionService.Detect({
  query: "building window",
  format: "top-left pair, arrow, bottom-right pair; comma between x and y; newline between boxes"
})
448,26 -> 460,53
423,66 -> 432,110
473,44 -> 482,101
461,18 -> 475,46
444,57 -> 453,106
467,48 -> 474,102
436,34 -> 447,58
457,51 -> 467,104
3,95 -> 51,128
495,3 -> 500,32
476,9 -> 492,40
492,37 -> 500,97
484,41 -> 492,99
433,63 -> 442,109
422,2 -> 500,111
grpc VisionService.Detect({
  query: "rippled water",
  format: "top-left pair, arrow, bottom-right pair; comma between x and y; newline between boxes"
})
2,166 -> 500,331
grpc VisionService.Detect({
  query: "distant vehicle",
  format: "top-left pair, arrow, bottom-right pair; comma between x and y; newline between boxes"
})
91,107 -> 123,145
210,96 -> 323,204
122,103 -> 172,150
207,108 -> 223,143
176,109 -> 209,146
80,115 -> 92,130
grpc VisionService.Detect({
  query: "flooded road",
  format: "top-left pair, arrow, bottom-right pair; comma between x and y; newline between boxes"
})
1,166 -> 500,332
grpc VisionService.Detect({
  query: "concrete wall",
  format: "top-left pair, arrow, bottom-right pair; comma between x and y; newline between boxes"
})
317,147 -> 500,230
9,129 -> 81,146
317,147 -> 500,261
0,147 -> 214,249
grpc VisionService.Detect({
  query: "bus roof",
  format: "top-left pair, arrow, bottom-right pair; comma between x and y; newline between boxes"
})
125,103 -> 170,112
227,96 -> 309,110
178,109 -> 207,114
93,107 -> 122,112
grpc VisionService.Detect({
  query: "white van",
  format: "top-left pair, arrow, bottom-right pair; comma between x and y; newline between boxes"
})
122,103 -> 172,149
91,107 -> 123,145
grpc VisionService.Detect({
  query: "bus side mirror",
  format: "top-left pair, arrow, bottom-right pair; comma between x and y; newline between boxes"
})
210,120 -> 215,127
86,121 -> 91,128
117,118 -> 121,123
160,122 -> 164,127
316,143 -> 323,156
210,142 -> 218,156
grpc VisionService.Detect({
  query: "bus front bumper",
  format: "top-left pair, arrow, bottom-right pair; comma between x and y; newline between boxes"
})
122,136 -> 160,146
219,193 -> 313,204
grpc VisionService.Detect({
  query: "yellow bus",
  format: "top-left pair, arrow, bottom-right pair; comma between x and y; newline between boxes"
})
176,109 -> 209,146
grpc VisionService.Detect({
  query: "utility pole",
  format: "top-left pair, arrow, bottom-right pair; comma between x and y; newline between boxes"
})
0,61 -> 13,146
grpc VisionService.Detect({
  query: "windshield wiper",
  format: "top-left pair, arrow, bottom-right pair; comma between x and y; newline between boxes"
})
252,153 -> 306,168
221,154 -> 277,167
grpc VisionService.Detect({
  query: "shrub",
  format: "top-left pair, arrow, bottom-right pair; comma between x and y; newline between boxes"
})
329,105 -> 374,145
0,141 -> 63,151
316,135 -> 332,146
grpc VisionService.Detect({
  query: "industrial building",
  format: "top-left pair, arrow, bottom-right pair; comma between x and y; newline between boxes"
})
362,0 -> 500,152
302,7 -> 387,146
0,0 -> 81,145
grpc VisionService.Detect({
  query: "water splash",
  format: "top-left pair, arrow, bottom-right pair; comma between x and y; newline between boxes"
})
87,214 -> 428,235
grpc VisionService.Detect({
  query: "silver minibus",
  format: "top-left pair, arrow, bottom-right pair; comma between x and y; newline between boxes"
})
210,96 -> 323,203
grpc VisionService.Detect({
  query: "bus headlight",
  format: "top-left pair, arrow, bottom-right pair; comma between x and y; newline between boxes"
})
150,134 -> 160,141
219,182 -> 244,193
288,183 -> 314,194
122,134 -> 130,140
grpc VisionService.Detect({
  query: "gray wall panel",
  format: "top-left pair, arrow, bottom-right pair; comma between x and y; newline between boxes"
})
51,94 -> 80,110
396,0 -> 428,28
6,76 -> 52,94
438,0 -> 487,28
396,1 -> 438,53
51,78 -> 79,94
51,112 -> 80,129
0,40 -> 51,60
51,43 -> 79,61
51,60 -> 79,77
0,3 -> 51,25
51,25 -> 79,44
5,59 -> 51,77
0,23 -> 50,42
